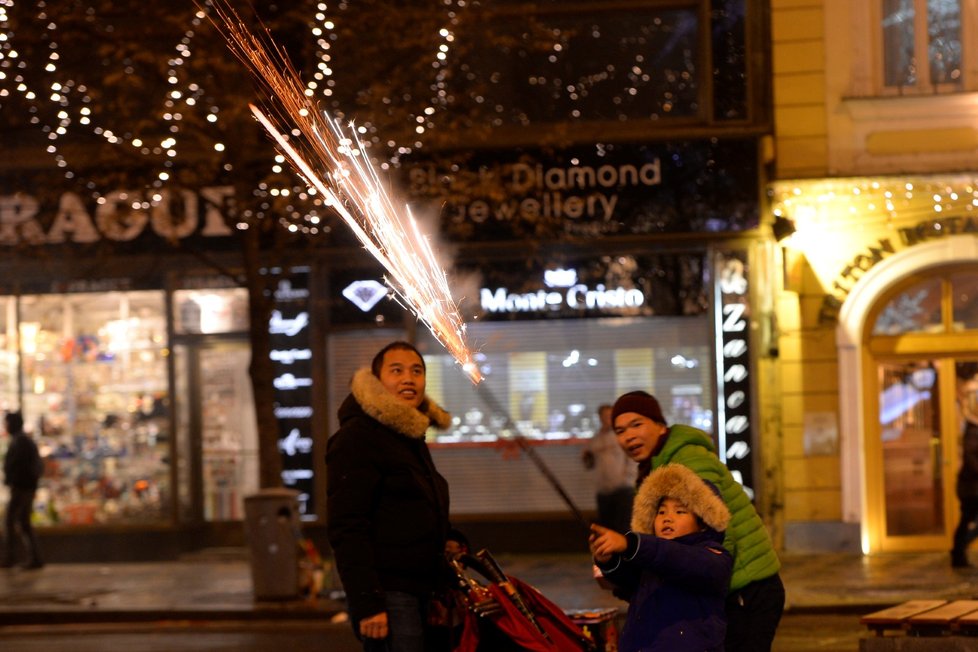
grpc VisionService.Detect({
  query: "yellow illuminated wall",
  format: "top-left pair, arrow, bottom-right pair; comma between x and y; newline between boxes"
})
425,357 -> 444,410
613,348 -> 653,394
770,0 -> 978,549
771,0 -> 828,179
508,352 -> 547,429
770,0 -> 839,537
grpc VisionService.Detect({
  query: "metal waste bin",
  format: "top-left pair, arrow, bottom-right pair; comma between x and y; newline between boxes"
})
244,488 -> 301,600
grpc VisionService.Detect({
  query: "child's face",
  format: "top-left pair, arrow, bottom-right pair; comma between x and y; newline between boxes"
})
653,497 -> 701,539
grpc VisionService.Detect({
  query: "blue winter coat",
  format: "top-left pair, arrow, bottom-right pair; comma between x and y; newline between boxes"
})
600,528 -> 732,652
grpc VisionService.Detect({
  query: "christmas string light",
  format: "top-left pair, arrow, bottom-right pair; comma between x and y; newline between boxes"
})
770,175 -> 978,240
1,1 -> 468,234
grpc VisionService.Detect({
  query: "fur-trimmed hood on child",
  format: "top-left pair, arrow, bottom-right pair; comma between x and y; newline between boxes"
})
630,463 -> 730,536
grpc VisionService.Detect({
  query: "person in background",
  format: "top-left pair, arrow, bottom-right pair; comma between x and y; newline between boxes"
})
590,463 -> 732,652
951,362 -> 978,568
2,411 -> 44,570
582,404 -> 636,534
327,341 -> 452,652
610,390 -> 783,652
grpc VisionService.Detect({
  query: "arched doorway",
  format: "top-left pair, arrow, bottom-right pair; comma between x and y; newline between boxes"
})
837,235 -> 978,553
862,269 -> 978,551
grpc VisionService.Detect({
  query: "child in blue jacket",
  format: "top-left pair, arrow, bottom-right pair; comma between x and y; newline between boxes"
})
589,463 -> 732,652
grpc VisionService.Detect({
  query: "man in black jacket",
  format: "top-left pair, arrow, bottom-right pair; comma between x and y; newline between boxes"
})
2,411 -> 44,569
327,341 -> 451,651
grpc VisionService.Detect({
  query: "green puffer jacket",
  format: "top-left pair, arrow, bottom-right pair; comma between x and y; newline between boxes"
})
649,424 -> 780,593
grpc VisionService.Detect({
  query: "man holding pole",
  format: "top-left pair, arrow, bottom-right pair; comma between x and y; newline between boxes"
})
603,390 -> 784,652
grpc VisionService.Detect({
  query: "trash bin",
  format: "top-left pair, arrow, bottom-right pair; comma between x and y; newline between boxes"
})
243,488 -> 301,600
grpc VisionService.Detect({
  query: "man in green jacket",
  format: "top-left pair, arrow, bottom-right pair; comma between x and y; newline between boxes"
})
610,390 -> 784,652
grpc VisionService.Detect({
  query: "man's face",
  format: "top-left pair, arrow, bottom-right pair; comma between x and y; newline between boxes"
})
653,497 -> 701,540
613,412 -> 667,462
378,348 -> 426,409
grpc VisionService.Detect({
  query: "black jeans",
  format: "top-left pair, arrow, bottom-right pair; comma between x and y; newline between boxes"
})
952,496 -> 978,558
361,591 -> 428,652
725,573 -> 785,652
3,487 -> 42,566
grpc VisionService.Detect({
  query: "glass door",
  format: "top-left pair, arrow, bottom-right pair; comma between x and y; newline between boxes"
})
198,341 -> 258,521
173,335 -> 257,523
865,267 -> 978,552
873,360 -> 948,547
868,356 -> 978,551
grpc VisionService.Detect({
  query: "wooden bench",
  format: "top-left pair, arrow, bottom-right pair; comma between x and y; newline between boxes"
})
861,600 -> 948,636
907,600 -> 978,636
861,600 -> 978,651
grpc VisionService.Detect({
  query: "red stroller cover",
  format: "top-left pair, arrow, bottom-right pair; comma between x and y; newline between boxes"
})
454,575 -> 596,652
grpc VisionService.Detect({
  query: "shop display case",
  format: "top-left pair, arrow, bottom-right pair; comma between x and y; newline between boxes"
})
326,317 -> 714,516
19,291 -> 170,525
0,297 -> 18,509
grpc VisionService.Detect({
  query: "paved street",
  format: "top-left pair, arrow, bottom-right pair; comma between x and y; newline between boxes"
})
0,612 -> 866,652
0,550 -> 975,651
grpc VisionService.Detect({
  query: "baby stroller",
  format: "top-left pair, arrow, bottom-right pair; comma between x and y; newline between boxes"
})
447,549 -> 601,652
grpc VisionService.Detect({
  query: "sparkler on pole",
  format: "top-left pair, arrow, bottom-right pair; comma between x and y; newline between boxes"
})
475,383 -> 591,534
202,0 -> 482,383
205,2 -> 590,532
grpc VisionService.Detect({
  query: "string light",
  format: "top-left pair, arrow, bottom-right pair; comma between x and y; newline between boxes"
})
770,175 -> 978,236
0,2 -> 468,233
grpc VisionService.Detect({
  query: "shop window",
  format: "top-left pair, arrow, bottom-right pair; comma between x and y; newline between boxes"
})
882,0 -> 962,92
173,288 -> 249,334
420,316 -> 714,443
951,271 -> 978,331
198,343 -> 258,522
872,276 -> 942,335
19,291 -> 170,525
0,297 -> 16,414
326,317 -> 713,516
0,297 -> 18,512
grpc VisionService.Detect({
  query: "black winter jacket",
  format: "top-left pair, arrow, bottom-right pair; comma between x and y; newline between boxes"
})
326,368 -> 452,626
4,433 -> 42,491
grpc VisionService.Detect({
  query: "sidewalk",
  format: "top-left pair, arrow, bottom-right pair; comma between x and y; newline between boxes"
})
0,549 -> 976,625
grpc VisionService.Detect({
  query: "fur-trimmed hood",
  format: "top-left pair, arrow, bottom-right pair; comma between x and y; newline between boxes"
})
631,463 -> 730,535
349,367 -> 451,439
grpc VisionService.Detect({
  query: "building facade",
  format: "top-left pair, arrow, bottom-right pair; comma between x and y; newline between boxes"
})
771,0 -> 978,553
0,0 -> 783,559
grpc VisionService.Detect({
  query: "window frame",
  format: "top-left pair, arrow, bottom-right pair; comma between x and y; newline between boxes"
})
873,0 -> 975,96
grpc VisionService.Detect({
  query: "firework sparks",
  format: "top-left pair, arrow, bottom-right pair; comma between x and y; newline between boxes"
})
203,1 -> 482,383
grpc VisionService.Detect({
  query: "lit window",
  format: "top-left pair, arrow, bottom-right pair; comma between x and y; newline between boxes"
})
881,0 -> 961,91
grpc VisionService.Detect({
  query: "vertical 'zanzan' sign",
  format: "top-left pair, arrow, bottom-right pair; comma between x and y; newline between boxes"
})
715,250 -> 755,498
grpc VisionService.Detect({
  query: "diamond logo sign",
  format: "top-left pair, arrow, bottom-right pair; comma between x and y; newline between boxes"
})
342,280 -> 389,312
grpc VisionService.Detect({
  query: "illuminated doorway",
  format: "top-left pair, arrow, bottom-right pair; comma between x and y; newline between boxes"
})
863,268 -> 978,551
